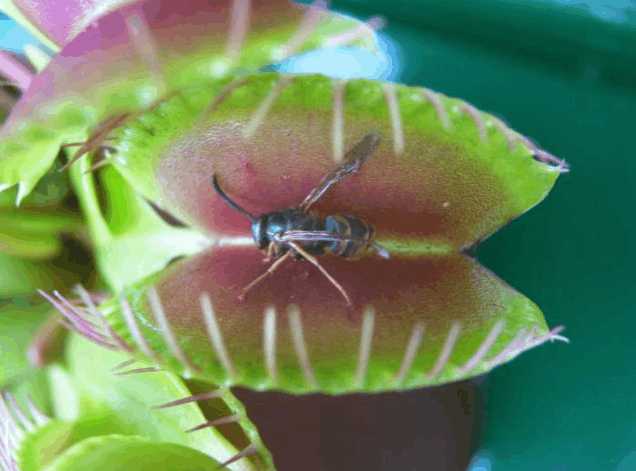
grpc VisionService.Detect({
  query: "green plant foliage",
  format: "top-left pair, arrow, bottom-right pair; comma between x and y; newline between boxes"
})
0,1 -> 380,205
0,302 -> 49,386
17,420 -> 96,471
68,162 -> 209,291
43,435 -> 221,471
52,73 -> 566,394
3,334 -> 274,470
64,334 -> 274,469
0,254 -> 76,297
0,208 -> 81,259
0,1 -> 570,467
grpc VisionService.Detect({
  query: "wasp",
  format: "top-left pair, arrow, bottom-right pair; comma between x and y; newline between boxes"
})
212,133 -> 389,305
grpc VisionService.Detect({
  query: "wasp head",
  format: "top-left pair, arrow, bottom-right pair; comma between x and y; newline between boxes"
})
251,216 -> 269,249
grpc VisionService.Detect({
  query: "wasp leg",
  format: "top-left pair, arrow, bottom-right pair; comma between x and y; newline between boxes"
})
286,241 -> 352,306
239,251 -> 293,302
263,242 -> 276,263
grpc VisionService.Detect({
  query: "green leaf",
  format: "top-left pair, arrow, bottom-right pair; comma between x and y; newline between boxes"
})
68,162 -> 210,291
114,73 -> 562,248
98,251 -> 555,394
46,365 -> 82,421
18,420 -> 81,471
0,162 -> 70,208
0,301 -> 49,387
43,435 -> 221,471
0,208 -> 80,235
47,73 -> 566,394
0,1 -> 381,204
65,334 -> 273,470
17,405 -> 152,471
0,208 -> 81,259
0,253 -> 78,297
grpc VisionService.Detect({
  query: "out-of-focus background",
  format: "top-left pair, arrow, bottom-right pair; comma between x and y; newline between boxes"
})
2,1 -> 635,469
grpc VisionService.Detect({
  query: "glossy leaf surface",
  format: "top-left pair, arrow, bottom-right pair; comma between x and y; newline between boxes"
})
0,302 -> 49,386
3,0 -> 137,47
110,249 -> 548,393
0,0 -> 379,203
17,420 -> 98,471
44,435 -> 221,471
64,334 -> 273,470
50,74 -> 567,394
0,253 -> 77,297
112,73 -> 561,249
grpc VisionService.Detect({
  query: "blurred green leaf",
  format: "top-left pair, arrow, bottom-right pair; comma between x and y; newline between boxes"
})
0,301 -> 49,386
43,435 -> 221,471
0,1 -> 380,204
0,253 -> 76,297
65,334 -> 270,470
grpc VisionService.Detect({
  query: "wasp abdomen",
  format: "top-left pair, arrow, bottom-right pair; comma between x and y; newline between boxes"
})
325,215 -> 374,258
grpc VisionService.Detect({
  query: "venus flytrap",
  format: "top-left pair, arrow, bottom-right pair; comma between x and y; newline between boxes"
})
27,435 -> 224,471
0,0 -> 381,204
47,72 -> 568,394
0,51 -> 83,406
64,334 -> 274,470
1,2 -> 385,468
3,331 -> 276,470
0,0 -> 569,468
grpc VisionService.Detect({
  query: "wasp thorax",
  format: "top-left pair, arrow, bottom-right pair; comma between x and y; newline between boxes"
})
258,209 -> 325,254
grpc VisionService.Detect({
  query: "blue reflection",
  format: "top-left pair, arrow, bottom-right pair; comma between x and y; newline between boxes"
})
551,0 -> 635,23
617,451 -> 636,471
468,452 -> 493,471
0,11 -> 402,81
0,15 -> 39,53
270,33 -> 400,81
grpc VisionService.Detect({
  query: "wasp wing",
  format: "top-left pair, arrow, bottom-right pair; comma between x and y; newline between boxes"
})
276,230 -> 354,244
277,230 -> 391,259
299,133 -> 381,211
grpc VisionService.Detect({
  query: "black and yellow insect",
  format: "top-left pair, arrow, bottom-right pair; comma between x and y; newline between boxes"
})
212,133 -> 390,305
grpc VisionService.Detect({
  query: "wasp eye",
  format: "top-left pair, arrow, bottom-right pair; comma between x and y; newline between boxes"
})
251,218 -> 268,249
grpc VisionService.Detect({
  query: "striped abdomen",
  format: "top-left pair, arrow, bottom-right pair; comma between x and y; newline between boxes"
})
324,215 -> 375,258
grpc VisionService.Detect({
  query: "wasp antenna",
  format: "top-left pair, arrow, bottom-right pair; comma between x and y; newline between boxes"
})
211,174 -> 257,222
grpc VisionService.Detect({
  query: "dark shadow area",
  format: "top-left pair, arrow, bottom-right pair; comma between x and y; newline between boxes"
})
235,381 -> 478,471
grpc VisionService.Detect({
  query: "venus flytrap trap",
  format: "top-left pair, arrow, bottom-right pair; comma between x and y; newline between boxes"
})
0,0 -> 569,468
64,334 -> 274,470
1,389 -> 51,471
0,50 -> 86,415
0,77 -> 82,289
4,321 -> 275,469
0,0 -> 381,204
0,1 -> 384,468
43,72 -> 568,395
